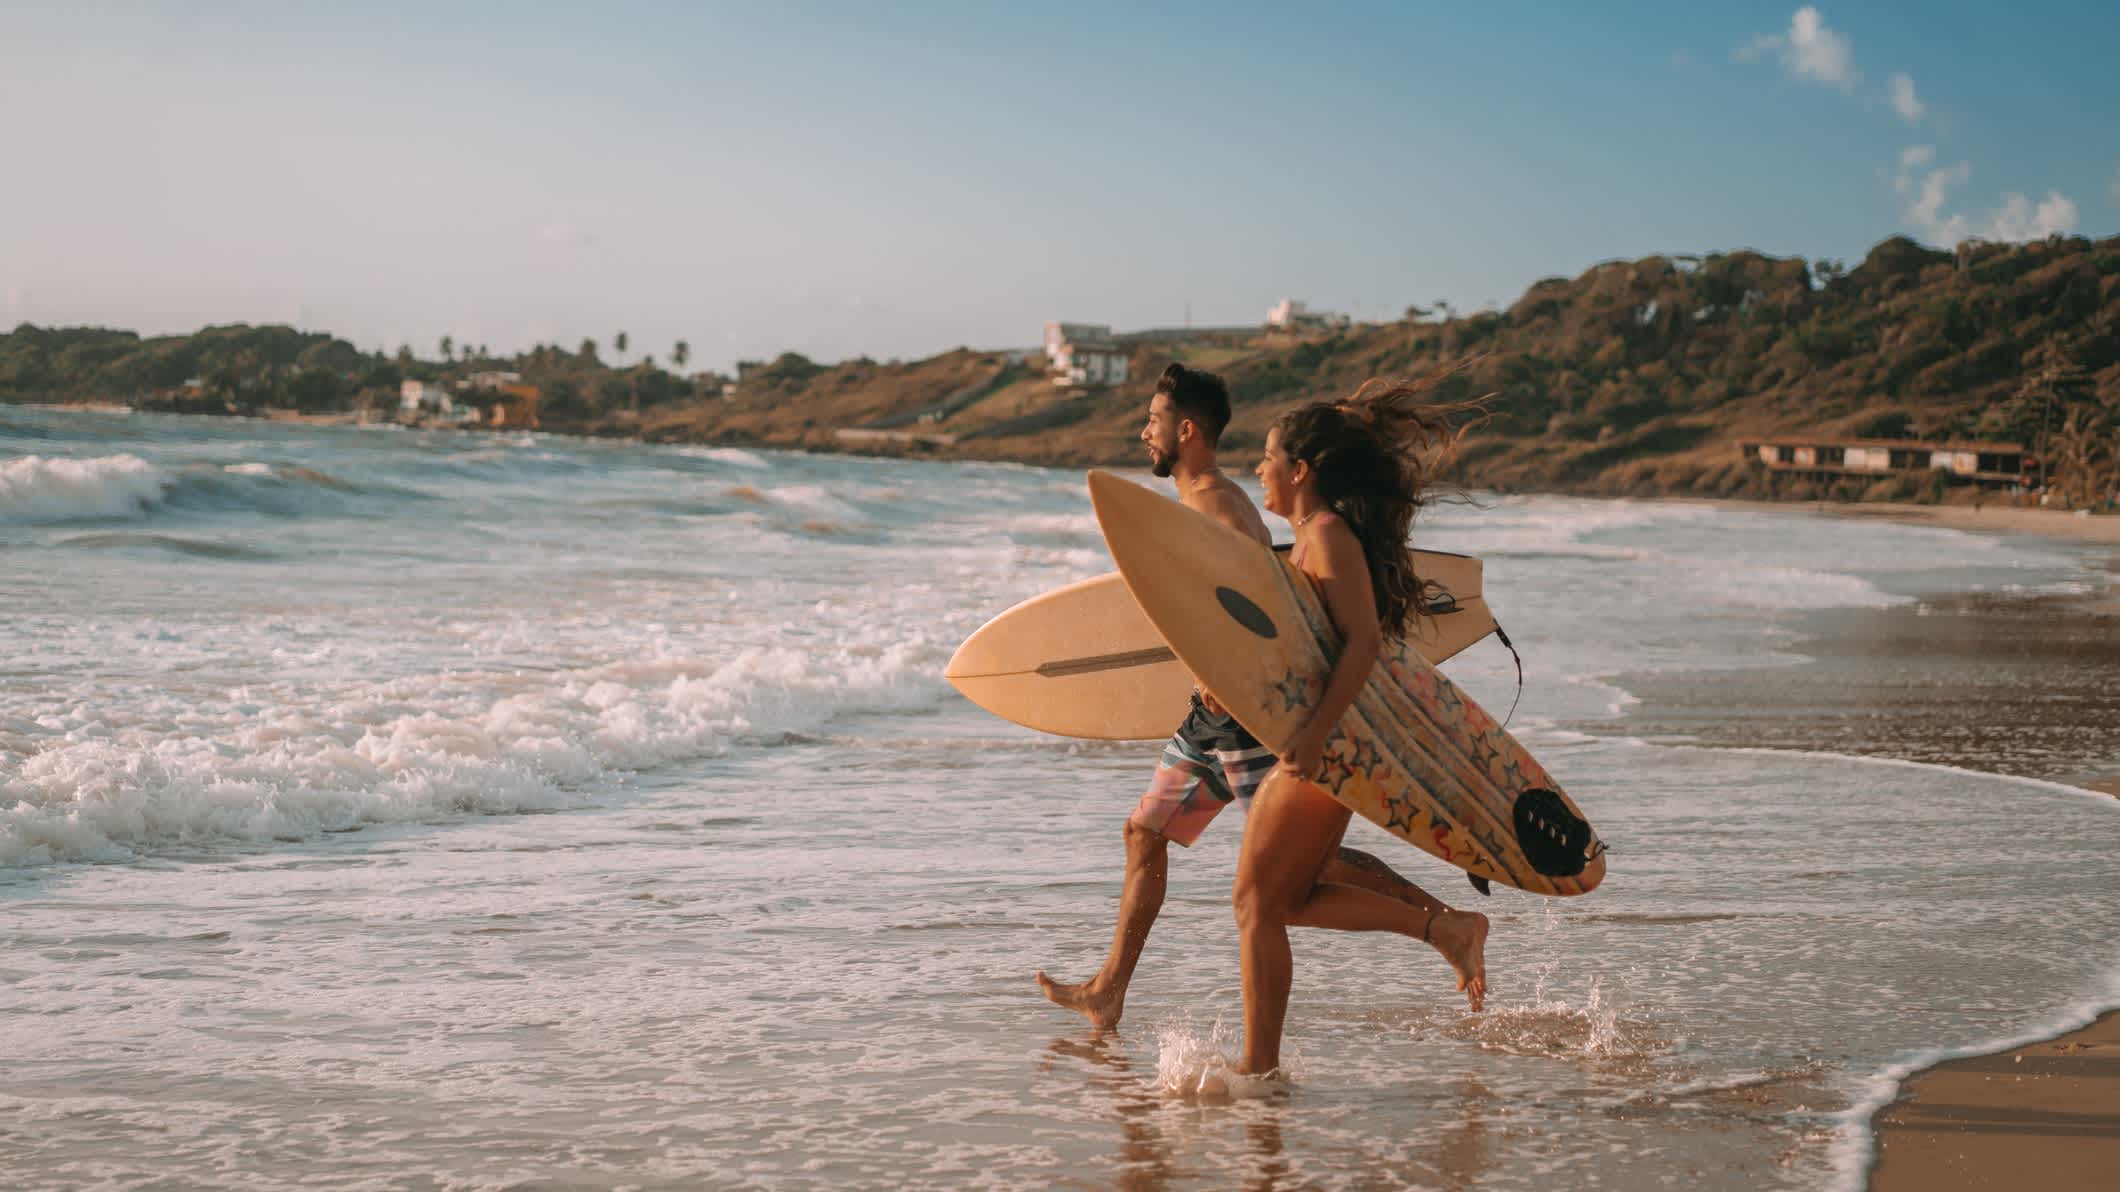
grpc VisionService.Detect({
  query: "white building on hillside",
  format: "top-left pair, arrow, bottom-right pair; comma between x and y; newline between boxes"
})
1044,321 -> 1129,389
400,380 -> 453,416
1267,299 -> 1351,332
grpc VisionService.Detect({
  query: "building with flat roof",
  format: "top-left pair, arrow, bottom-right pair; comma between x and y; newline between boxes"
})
1043,322 -> 1129,389
1739,437 -> 2034,486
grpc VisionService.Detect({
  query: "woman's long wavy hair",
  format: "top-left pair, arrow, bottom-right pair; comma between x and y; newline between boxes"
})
1272,373 -> 1486,640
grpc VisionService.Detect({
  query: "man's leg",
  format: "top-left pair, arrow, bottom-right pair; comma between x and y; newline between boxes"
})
1035,819 -> 1169,1029
1038,723 -> 1231,1029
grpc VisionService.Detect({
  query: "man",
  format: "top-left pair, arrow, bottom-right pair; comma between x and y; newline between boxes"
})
1036,363 -> 1454,1028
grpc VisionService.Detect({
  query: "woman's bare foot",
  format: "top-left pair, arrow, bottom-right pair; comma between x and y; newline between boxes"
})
1427,910 -> 1489,1012
1034,971 -> 1126,1028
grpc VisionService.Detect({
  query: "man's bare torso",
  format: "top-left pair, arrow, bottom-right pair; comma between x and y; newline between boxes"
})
1181,469 -> 1271,546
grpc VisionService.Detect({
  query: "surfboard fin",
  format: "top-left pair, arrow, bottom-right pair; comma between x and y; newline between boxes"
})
1466,873 -> 1492,896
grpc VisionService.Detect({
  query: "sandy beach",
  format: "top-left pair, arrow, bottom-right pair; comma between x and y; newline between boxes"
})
1869,1010 -> 2120,1189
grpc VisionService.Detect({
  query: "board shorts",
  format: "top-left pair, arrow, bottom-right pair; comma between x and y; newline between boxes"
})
1129,693 -> 1278,847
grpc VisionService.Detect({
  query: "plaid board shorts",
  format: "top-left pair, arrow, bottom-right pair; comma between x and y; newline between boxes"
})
1128,693 -> 1278,847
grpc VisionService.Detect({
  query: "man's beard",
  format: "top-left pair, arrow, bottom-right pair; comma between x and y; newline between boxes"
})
1148,446 -> 1175,478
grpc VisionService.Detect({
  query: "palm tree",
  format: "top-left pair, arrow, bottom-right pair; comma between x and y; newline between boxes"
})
614,332 -> 629,363
439,335 -> 453,362
673,340 -> 690,372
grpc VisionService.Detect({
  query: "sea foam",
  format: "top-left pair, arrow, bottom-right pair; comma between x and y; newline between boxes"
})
0,634 -> 950,869
0,453 -> 173,523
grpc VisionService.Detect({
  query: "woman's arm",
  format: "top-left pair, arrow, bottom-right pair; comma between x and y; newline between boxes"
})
1277,520 -> 1380,779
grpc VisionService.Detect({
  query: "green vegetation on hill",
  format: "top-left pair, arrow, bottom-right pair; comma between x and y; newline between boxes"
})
5,233 -> 2115,504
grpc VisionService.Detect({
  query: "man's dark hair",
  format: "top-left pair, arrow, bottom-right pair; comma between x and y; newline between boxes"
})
1154,363 -> 1232,445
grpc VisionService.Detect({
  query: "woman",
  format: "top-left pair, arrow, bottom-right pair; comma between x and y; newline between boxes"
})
1234,379 -> 1491,1078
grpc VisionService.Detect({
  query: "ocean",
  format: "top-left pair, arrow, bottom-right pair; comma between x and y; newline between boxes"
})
3,404 -> 2116,1190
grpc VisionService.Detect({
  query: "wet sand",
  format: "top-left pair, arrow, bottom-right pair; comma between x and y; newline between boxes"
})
1697,497 -> 2120,550
1605,589 -> 2120,789
1833,502 -> 2120,548
1579,528 -> 2120,1188
1868,1010 -> 2120,1190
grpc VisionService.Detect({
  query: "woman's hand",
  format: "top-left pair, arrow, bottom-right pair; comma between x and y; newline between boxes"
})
1276,725 -> 1328,781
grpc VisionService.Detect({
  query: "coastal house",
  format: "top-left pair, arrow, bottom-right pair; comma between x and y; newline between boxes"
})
1739,437 -> 2033,486
449,371 -> 541,427
1267,299 -> 1351,333
399,380 -> 453,417
1044,322 -> 1129,389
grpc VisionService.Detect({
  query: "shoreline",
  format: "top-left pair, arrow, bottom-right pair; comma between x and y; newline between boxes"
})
1569,509 -> 2120,1188
1665,494 -> 2120,553
1868,1010 -> 2120,1190
1828,512 -> 2120,1189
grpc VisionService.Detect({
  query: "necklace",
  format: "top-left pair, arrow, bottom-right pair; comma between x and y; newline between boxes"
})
1295,509 -> 1321,528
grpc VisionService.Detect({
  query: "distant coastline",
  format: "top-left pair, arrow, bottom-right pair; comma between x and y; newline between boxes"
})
8,231 -> 2117,510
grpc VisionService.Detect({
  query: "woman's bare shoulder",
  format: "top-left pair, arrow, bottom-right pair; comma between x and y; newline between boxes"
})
1310,515 -> 1365,569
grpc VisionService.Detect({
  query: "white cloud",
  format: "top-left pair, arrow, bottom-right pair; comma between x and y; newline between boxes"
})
1788,7 -> 1858,87
1895,151 -> 2078,245
1740,7 -> 1859,89
1983,192 -> 2079,242
1889,72 -> 1924,122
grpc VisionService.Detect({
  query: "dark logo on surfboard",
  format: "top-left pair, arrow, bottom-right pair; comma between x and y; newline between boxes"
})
1214,586 -> 1278,639
1513,788 -> 1594,877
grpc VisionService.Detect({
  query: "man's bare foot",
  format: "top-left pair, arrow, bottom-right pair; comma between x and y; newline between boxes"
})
1428,910 -> 1489,1012
1034,971 -> 1126,1028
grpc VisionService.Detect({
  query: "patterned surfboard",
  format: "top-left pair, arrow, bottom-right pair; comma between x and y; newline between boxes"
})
1088,469 -> 1604,896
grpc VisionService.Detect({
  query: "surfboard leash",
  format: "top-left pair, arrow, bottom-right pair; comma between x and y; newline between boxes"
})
1493,622 -> 1525,728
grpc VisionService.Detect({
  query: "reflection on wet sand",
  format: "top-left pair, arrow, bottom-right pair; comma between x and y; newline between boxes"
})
1418,1078 -> 1498,1192
1047,1032 -> 1178,1192
1048,1030 -> 1307,1191
1045,1031 -> 1515,1192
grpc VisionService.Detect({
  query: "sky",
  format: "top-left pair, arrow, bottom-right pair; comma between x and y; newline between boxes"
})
3,1 -> 2116,372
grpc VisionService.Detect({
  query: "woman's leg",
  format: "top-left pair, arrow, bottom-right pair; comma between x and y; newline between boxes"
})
1235,780 -> 1490,1077
1232,771 -> 1352,1074
1283,878 -> 1489,1012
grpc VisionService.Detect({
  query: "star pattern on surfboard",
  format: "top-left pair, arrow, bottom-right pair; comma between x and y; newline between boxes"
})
1383,786 -> 1423,833
1468,732 -> 1503,779
1350,737 -> 1384,777
1272,668 -> 1315,713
